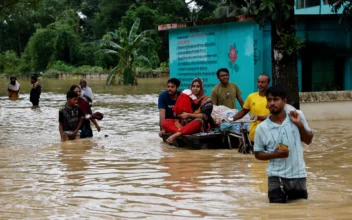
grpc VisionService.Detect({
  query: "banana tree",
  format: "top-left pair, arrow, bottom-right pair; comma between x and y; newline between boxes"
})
96,18 -> 155,85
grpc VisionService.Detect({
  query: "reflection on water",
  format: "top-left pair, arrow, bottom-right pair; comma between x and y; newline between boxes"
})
0,78 -> 352,218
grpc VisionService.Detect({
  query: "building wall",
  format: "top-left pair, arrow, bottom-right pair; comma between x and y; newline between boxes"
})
295,0 -> 343,15
167,17 -> 351,100
169,21 -> 262,104
300,91 -> 352,120
262,18 -> 351,92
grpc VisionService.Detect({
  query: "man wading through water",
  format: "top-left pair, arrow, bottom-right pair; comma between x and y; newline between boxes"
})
254,85 -> 313,203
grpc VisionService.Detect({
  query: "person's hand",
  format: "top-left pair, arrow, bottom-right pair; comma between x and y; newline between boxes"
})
159,130 -> 164,138
179,112 -> 190,119
95,124 -> 101,132
289,110 -> 302,126
250,115 -> 257,121
72,130 -> 78,137
273,146 -> 289,158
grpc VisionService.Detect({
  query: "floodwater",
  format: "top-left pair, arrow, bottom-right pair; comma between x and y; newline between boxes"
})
0,78 -> 351,219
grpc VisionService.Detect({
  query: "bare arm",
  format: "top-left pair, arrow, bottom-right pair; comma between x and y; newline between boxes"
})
255,115 -> 268,121
90,117 -> 101,132
74,118 -> 84,134
59,123 -> 64,141
297,123 -> 313,145
255,146 -> 289,160
237,96 -> 244,108
233,108 -> 250,121
289,111 -> 313,145
159,109 -> 166,130
181,113 -> 204,119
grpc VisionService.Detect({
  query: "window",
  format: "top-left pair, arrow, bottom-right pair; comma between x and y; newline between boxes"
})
297,0 -> 321,9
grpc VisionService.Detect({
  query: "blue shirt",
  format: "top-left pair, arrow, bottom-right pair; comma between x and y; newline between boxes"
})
158,90 -> 180,119
254,111 -> 312,179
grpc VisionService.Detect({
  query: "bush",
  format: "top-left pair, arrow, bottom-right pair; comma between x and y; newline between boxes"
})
42,62 -> 106,78
41,69 -> 60,78
136,68 -> 161,78
0,50 -> 21,76
75,65 -> 104,74
160,60 -> 169,68
49,61 -> 75,72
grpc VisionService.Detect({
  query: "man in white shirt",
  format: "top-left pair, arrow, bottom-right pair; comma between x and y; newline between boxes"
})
79,79 -> 93,106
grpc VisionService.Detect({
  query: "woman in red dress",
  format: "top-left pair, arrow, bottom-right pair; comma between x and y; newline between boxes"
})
162,78 -> 213,144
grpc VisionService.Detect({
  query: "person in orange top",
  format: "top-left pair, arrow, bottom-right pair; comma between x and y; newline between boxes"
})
232,74 -> 270,143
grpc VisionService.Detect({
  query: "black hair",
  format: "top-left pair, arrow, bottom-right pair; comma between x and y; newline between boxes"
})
67,90 -> 78,99
167,78 -> 181,88
216,68 -> 229,77
265,84 -> 287,99
259,73 -> 271,83
10,76 -> 16,81
31,76 -> 37,81
70,85 -> 80,91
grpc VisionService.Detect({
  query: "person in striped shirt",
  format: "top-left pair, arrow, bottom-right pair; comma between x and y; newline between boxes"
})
254,85 -> 313,203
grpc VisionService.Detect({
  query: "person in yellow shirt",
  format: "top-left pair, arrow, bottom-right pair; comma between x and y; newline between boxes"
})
232,74 -> 270,143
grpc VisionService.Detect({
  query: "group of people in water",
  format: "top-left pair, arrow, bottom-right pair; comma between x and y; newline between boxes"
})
7,77 -> 102,141
6,69 -> 314,204
158,67 -> 314,204
59,79 -> 102,142
7,76 -> 41,106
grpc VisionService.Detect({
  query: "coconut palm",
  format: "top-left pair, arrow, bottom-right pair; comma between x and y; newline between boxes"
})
96,18 -> 155,85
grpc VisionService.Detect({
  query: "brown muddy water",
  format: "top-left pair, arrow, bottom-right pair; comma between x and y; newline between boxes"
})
0,78 -> 351,219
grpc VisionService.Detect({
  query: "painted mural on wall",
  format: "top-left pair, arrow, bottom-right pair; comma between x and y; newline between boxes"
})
169,21 -> 263,99
228,43 -> 240,73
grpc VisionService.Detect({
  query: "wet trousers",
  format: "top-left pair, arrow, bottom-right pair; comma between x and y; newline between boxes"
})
162,119 -> 202,135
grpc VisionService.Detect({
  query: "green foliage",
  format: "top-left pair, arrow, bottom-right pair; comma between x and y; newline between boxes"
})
76,65 -> 104,73
160,60 -> 170,68
329,0 -> 352,30
92,0 -> 134,38
136,68 -> 161,78
0,50 -> 21,75
96,18 -> 156,85
25,28 -> 56,71
49,61 -> 76,72
121,5 -> 158,31
42,63 -> 105,78
213,0 -> 246,18
214,0 -> 293,26
41,69 -> 60,78
123,68 -> 134,85
2,0 -> 240,80
77,42 -> 117,68
278,34 -> 305,56
52,24 -> 80,64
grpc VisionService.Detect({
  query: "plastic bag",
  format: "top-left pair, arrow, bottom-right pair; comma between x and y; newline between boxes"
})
212,105 -> 239,121
220,122 -> 233,132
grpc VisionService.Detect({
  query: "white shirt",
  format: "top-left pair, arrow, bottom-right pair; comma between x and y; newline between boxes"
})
80,86 -> 92,100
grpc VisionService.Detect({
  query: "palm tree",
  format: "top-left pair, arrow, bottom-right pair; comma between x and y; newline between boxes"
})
96,18 -> 155,85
